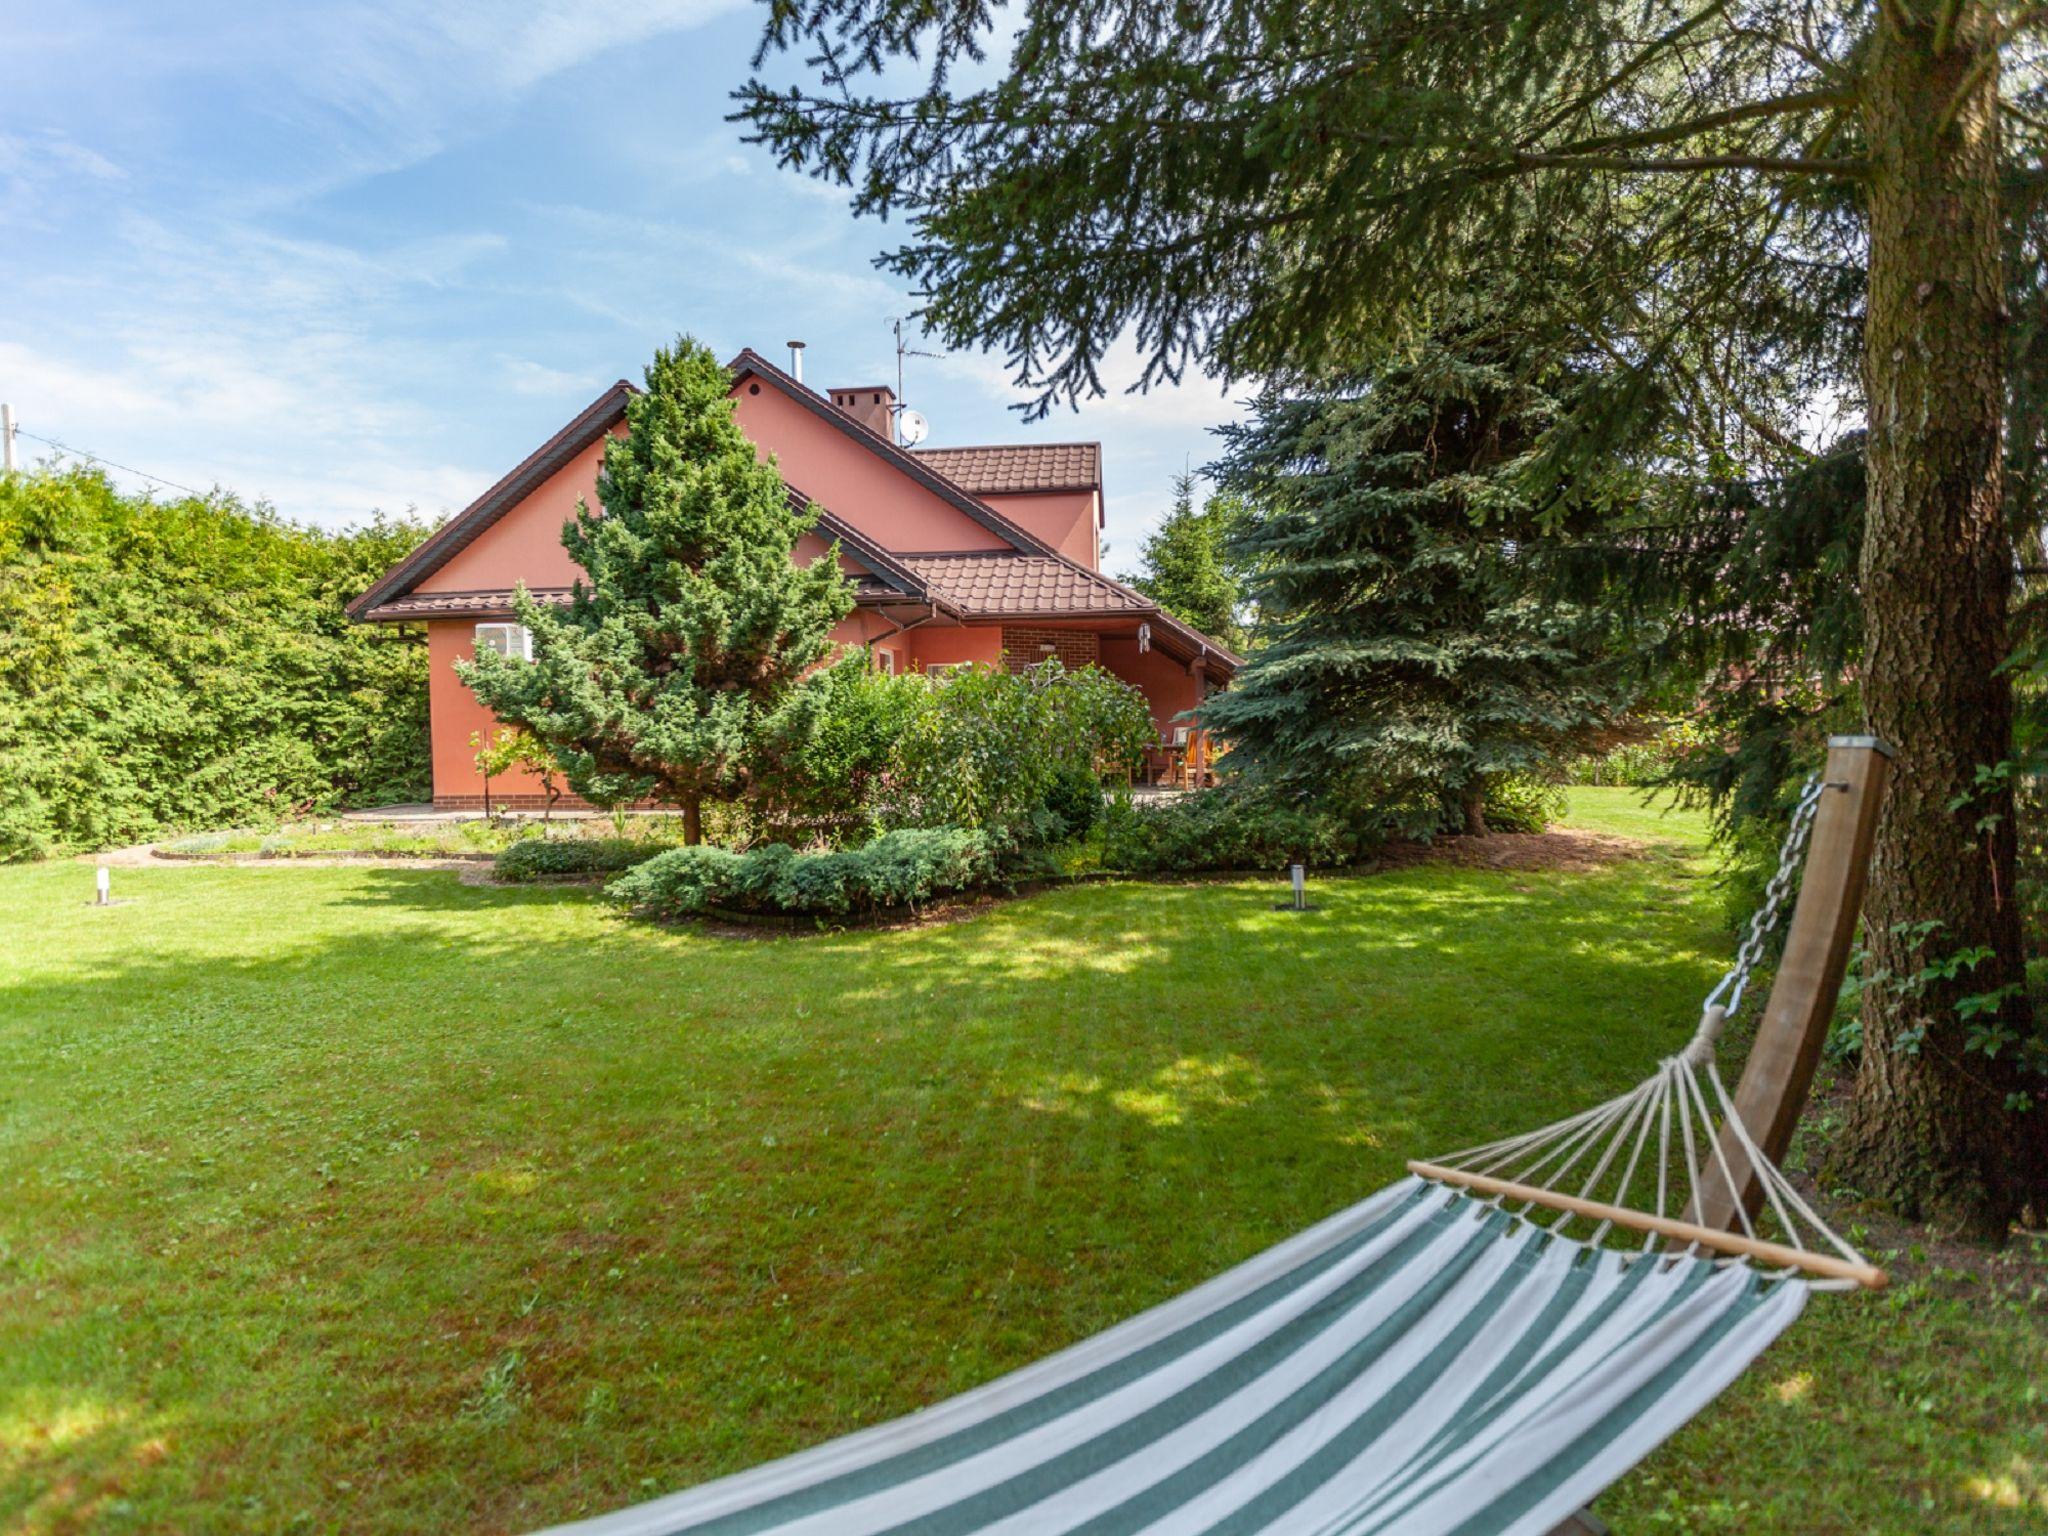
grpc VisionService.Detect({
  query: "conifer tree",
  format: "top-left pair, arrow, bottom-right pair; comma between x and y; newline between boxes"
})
1120,473 -> 1248,649
460,338 -> 853,844
738,0 -> 2048,1233
1202,311 -> 1624,835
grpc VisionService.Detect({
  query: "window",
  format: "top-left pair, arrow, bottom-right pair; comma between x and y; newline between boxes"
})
924,661 -> 973,678
474,622 -> 533,660
874,648 -> 896,676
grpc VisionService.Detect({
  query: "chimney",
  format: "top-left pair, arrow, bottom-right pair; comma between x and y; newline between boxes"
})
829,384 -> 896,440
786,340 -> 806,385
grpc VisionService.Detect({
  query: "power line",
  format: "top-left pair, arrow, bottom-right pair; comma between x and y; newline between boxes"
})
12,425 -> 212,499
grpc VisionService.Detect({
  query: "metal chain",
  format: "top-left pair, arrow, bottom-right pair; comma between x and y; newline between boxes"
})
1702,773 -> 1831,1018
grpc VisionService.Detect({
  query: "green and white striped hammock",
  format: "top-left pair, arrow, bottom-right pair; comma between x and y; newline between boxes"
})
540,779 -> 1879,1536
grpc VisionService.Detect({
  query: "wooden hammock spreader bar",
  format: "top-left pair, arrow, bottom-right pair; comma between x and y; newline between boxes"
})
1689,735 -> 1893,1231
1406,1160 -> 1890,1290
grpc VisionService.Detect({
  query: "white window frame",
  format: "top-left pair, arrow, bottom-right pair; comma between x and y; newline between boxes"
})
874,648 -> 897,676
474,622 -> 533,661
923,661 -> 974,678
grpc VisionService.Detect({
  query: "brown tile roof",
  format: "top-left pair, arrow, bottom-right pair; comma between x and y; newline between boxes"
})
895,552 -> 1239,671
359,587 -> 573,622
900,552 -> 1148,617
359,559 -> 1239,673
914,443 -> 1101,495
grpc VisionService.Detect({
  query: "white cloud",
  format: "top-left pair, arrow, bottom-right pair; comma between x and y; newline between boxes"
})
0,338 -> 489,525
926,329 -> 1249,434
0,130 -> 127,227
0,202 -> 518,525
500,357 -> 598,397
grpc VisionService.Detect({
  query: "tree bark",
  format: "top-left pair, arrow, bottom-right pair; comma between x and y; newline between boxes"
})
1461,780 -> 1489,837
1832,4 -> 2048,1236
683,791 -> 704,847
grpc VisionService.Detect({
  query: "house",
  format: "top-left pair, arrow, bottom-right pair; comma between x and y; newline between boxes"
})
349,347 -> 1241,809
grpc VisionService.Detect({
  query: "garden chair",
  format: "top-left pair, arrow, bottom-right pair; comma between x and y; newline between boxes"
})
538,739 -> 1891,1536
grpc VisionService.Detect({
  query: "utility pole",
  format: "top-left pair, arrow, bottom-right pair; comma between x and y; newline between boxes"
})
1,404 -> 15,473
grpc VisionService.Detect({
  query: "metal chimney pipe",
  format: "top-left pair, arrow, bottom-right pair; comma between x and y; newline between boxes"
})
786,340 -> 806,385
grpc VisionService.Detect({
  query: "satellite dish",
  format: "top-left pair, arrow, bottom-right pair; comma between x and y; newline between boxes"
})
897,408 -> 930,446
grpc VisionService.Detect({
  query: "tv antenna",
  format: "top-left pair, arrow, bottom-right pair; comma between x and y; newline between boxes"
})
891,317 -> 943,446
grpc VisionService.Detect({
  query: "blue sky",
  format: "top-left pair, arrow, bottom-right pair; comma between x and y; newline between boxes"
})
1,1 -> 1243,563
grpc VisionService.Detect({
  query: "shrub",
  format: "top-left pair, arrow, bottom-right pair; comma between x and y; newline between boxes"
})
1569,718 -> 1711,787
606,827 -> 993,921
1099,789 -> 1376,874
158,831 -> 236,856
495,838 -> 660,883
887,661 -> 1152,834
1483,776 -> 1566,833
751,656 -> 923,846
1042,763 -> 1105,838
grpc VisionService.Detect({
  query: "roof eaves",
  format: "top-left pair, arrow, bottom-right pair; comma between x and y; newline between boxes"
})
802,499 -> 926,598
348,380 -> 634,619
358,586 -> 576,623
727,348 -> 1063,559
1093,569 -> 1243,670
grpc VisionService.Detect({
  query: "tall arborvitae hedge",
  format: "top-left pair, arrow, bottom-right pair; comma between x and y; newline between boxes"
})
0,466 -> 431,857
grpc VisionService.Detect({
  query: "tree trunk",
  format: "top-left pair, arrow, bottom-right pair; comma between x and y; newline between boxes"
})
1461,780 -> 1488,837
1832,5 -> 2048,1236
683,792 -> 704,847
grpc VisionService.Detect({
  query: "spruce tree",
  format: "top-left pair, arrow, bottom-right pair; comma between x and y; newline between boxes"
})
738,0 -> 2048,1233
1202,313 -> 1624,835
460,338 -> 853,844
1120,473 -> 1247,649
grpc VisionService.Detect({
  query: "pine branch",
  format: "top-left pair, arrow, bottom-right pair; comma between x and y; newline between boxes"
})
1933,0 -> 1966,57
1546,86 -> 1856,158
1513,150 -> 1866,175
1517,0 -> 1736,148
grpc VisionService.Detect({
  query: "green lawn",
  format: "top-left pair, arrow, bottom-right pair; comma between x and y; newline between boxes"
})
3,791 -> 2041,1533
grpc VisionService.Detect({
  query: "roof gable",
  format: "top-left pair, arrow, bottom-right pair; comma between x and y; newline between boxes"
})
727,348 -> 1060,558
352,353 -> 1172,636
347,380 -> 633,620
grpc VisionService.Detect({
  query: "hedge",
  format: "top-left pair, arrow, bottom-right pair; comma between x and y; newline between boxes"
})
494,838 -> 663,883
1099,790 -> 1378,874
0,467 -> 432,859
605,827 -> 993,920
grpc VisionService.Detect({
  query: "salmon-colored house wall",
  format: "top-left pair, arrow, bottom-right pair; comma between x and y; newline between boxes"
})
906,626 -> 1004,670
1101,636 -> 1206,731
427,622 -> 553,800
732,384 -> 1009,553
983,490 -> 1101,568
419,432 -> 617,594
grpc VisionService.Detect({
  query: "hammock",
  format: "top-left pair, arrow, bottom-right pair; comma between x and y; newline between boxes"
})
538,760 -> 1887,1536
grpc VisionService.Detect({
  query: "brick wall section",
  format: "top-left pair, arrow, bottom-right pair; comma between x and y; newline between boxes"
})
433,793 -> 588,811
1000,627 -> 1100,673
430,793 -> 670,812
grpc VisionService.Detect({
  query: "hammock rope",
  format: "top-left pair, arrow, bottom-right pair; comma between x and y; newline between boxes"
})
1409,774 -> 1881,1293
534,773 -> 1884,1536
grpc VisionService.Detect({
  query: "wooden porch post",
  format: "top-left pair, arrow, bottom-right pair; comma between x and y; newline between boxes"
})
1690,735 -> 1892,1232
